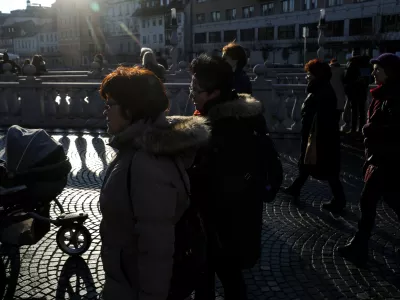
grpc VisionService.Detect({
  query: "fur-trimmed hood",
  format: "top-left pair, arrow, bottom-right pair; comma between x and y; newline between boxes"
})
206,94 -> 263,122
109,114 -> 210,155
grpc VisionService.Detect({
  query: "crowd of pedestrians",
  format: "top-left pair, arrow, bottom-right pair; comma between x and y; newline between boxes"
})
97,42 -> 400,299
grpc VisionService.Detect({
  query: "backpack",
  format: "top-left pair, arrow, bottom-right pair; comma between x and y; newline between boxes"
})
126,156 -> 207,299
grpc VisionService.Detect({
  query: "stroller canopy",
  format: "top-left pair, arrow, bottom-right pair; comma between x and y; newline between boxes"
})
1,125 -> 63,174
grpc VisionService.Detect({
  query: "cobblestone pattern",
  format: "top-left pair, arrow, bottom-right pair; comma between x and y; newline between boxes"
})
0,133 -> 399,300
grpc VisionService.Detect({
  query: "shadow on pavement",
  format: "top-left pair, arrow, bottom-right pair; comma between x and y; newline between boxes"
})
0,245 -> 20,300
56,256 -> 98,300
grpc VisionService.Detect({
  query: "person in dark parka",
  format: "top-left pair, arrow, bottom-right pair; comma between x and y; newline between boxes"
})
284,59 -> 346,213
222,42 -> 252,95
188,54 -> 268,300
338,53 -> 400,266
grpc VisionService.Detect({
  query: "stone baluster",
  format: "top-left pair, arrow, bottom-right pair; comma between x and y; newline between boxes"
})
43,88 -> 58,118
57,88 -> 70,117
84,88 -> 105,128
340,97 -> 351,132
291,88 -> 307,133
7,88 -> 20,116
68,88 -> 85,118
274,88 -> 291,133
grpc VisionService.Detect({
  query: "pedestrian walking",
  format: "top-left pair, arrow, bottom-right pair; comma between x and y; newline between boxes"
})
284,59 -> 346,213
188,54 -> 282,300
338,53 -> 400,266
99,66 -> 210,300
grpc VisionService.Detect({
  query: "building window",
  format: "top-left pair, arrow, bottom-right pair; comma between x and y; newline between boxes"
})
89,29 -> 92,37
128,42 -> 131,52
142,20 -> 146,28
261,2 -> 274,16
196,0 -> 206,3
278,25 -> 295,39
349,17 -> 373,36
159,34 -> 163,43
258,27 -> 274,40
224,30 -> 237,42
143,36 -> 147,43
242,6 -> 254,18
209,31 -> 221,43
196,13 -> 205,24
40,35 -> 44,42
159,18 -> 163,25
325,20 -> 344,37
299,23 -> 318,38
240,28 -> 255,41
303,0 -> 317,10
282,0 -> 295,13
194,32 -> 207,44
328,0 -> 343,6
177,13 -> 182,24
153,19 -> 156,26
153,34 -> 157,43
381,14 -> 400,33
120,43 -> 123,52
226,9 -> 236,20
211,11 -> 220,22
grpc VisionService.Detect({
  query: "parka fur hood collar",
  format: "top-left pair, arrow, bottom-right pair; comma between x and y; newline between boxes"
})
109,114 -> 210,155
206,94 -> 263,122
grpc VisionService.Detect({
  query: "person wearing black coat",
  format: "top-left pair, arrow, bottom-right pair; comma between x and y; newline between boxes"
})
284,59 -> 346,213
188,54 -> 268,300
338,53 -> 400,266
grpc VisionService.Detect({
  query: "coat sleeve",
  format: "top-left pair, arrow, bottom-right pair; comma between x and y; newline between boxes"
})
130,153 -> 177,300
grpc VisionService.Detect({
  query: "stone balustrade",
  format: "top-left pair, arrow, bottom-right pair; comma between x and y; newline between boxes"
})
0,65 -> 376,134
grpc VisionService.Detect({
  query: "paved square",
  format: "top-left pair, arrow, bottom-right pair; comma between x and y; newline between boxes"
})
1,132 -> 399,300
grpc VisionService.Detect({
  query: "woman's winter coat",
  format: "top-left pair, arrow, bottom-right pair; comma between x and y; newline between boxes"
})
188,93 -> 267,269
363,81 -> 400,169
100,115 -> 210,300
330,64 -> 346,111
300,78 -> 341,179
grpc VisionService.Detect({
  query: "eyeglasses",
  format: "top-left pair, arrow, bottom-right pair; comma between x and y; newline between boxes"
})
189,87 -> 206,98
104,102 -> 118,110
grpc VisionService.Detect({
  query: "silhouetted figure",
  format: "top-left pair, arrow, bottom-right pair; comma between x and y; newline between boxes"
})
338,53 -> 400,266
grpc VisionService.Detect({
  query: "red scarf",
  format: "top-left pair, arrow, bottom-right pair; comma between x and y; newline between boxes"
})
193,109 -> 202,116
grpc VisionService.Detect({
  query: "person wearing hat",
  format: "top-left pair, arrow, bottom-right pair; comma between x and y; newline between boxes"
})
338,53 -> 400,266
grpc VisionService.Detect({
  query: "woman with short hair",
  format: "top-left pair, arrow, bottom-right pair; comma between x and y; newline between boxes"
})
99,66 -> 209,300
284,59 -> 346,213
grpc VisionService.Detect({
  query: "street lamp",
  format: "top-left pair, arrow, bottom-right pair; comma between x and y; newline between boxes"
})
169,8 -> 178,73
317,8 -> 326,61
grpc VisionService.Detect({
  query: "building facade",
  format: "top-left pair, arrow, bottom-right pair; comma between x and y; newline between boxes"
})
53,0 -> 105,68
191,0 -> 400,63
101,0 -> 141,64
134,0 -> 187,61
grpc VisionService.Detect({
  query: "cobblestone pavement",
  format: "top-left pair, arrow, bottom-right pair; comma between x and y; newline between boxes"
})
1,132 -> 400,300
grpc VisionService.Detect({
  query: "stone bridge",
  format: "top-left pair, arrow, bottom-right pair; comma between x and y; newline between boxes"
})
0,132 -> 399,300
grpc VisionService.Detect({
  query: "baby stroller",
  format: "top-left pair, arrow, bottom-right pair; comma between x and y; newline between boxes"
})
0,125 -> 91,256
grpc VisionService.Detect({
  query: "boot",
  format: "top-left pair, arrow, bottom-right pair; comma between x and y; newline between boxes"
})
337,231 -> 369,267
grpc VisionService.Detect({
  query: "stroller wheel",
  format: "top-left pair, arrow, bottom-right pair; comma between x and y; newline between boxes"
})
56,224 -> 92,256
